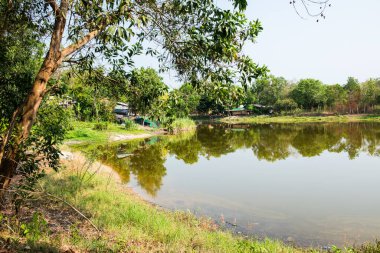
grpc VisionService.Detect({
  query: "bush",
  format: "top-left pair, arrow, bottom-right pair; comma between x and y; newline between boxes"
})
373,105 -> 380,114
12,100 -> 72,196
124,119 -> 138,130
169,118 -> 196,134
93,122 -> 108,131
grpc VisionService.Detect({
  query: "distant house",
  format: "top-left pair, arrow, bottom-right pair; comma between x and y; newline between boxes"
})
49,95 -> 76,108
134,117 -> 159,128
251,104 -> 273,114
114,102 -> 130,123
226,106 -> 251,116
226,104 -> 273,116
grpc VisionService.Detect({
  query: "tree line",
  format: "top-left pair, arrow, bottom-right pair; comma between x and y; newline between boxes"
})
186,76 -> 380,115
250,76 -> 380,114
56,65 -> 380,123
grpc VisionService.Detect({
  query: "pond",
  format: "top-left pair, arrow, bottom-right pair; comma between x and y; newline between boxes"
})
81,122 -> 380,247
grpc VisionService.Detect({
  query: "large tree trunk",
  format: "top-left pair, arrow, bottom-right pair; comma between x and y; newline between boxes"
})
0,0 -> 68,193
0,49 -> 60,193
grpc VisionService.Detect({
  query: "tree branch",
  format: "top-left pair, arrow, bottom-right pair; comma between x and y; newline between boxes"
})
44,0 -> 60,15
61,30 -> 101,58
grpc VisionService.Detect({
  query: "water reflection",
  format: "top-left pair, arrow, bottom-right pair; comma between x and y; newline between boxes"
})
83,122 -> 380,196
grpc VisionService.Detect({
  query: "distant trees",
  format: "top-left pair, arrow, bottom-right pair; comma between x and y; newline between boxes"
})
127,68 -> 168,118
61,68 -> 380,118
62,68 -> 126,121
190,75 -> 380,115
324,84 -> 346,111
196,82 -> 244,115
290,79 -> 326,110
360,79 -> 380,113
253,76 -> 288,106
344,77 -> 361,114
166,84 -> 201,119
274,98 -> 298,112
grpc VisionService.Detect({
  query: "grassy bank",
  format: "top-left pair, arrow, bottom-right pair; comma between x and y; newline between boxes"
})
220,115 -> 380,124
1,154 -> 307,253
65,121 -> 151,143
65,119 -> 197,143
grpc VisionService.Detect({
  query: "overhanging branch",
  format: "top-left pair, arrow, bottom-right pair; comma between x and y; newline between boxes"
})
61,29 -> 100,58
44,0 -> 61,15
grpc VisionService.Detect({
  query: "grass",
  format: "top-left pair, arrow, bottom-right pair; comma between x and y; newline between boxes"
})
169,118 -> 197,134
65,119 -> 197,143
220,115 -> 380,124
65,121 -> 148,143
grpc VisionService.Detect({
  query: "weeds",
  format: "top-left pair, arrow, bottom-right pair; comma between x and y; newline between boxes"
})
20,212 -> 48,245
92,121 -> 108,130
169,118 -> 196,134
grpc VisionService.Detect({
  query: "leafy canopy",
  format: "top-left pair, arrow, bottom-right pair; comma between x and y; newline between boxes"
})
8,0 -> 267,89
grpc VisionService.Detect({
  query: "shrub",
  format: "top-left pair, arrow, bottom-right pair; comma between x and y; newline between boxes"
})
124,118 -> 138,130
169,118 -> 196,134
20,212 -> 48,245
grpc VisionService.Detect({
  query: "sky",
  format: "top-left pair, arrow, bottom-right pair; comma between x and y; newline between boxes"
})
134,0 -> 380,88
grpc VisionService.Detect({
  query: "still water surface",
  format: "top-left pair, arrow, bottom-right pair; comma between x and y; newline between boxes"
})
85,123 -> 380,247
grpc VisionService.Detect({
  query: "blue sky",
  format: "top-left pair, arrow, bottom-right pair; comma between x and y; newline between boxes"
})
134,0 -> 380,88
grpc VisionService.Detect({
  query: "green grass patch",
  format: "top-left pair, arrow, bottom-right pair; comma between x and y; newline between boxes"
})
65,121 -> 147,143
220,115 -> 380,124
169,118 -> 197,134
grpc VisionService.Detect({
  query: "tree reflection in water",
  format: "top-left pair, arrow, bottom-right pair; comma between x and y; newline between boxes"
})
84,122 -> 380,196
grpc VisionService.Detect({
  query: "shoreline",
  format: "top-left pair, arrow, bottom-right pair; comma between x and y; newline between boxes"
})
219,114 -> 380,124
64,120 -> 195,145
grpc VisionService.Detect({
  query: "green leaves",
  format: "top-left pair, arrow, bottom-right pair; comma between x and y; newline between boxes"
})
231,0 -> 248,11
290,79 -> 326,110
20,212 -> 49,244
127,68 -> 168,117
140,0 -> 267,88
8,0 -> 266,91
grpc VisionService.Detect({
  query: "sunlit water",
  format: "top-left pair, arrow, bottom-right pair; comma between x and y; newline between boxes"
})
82,123 -> 380,247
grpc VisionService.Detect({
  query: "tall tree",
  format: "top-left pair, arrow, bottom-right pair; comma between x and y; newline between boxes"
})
344,77 -> 361,113
253,75 -> 288,106
361,79 -> 379,113
290,79 -> 325,110
127,67 -> 168,117
325,84 -> 347,112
